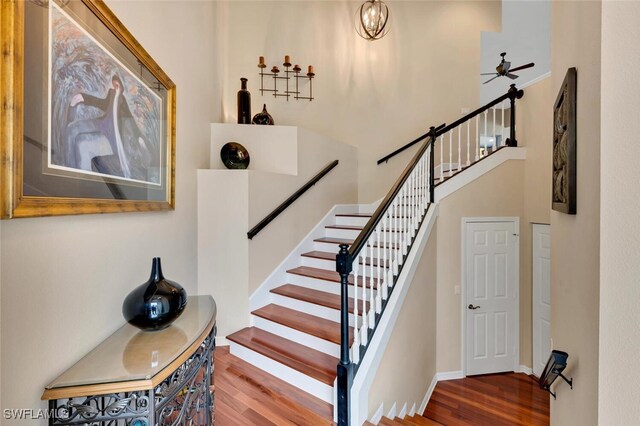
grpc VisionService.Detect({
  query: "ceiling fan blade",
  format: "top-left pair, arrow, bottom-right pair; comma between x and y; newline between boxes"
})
483,75 -> 500,85
480,72 -> 498,76
505,73 -> 519,80
509,62 -> 535,72
503,61 -> 511,72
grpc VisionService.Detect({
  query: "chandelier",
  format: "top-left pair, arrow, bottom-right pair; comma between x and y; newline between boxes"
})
355,0 -> 390,41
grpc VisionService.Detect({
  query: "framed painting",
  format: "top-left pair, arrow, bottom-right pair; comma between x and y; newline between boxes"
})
552,67 -> 576,215
1,0 -> 176,218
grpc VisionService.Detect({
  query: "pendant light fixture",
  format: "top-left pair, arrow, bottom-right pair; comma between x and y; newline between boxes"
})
355,0 -> 390,41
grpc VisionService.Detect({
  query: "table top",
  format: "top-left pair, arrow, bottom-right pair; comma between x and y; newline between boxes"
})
42,295 -> 216,400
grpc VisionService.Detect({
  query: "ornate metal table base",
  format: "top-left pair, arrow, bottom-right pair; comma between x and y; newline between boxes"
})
48,327 -> 216,426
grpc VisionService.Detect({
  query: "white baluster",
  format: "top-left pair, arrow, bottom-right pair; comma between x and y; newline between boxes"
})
360,251 -> 368,345
475,115 -> 480,161
352,259 -> 360,363
368,238 -> 375,329
439,136 -> 444,182
493,107 -> 496,152
383,212 -> 389,299
375,224 -> 382,313
501,100 -> 506,147
457,128 -> 461,172
393,199 -> 399,277
448,132 -> 453,177
483,110 -> 488,157
466,121 -> 471,166
427,147 -> 431,205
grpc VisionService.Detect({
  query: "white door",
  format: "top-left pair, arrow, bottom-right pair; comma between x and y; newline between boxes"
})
533,224 -> 551,377
464,220 -> 518,376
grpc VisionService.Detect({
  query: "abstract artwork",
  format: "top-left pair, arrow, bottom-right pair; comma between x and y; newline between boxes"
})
0,0 -> 176,218
49,3 -> 162,185
552,67 -> 576,215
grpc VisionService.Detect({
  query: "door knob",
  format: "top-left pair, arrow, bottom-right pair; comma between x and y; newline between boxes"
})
468,304 -> 480,310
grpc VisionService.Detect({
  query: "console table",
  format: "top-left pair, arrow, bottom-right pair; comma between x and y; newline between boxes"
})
42,296 -> 216,425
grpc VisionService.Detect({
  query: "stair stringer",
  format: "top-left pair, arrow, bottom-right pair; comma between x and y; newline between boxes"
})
249,202 -> 378,314
347,205 -> 439,426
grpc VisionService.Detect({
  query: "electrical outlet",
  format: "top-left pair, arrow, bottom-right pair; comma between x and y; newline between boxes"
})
454,285 -> 460,295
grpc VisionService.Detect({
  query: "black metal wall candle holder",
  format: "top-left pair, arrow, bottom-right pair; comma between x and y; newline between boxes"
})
258,56 -> 315,101
538,350 -> 574,400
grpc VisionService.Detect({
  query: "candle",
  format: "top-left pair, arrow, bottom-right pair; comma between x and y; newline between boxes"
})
308,65 -> 314,74
259,56 -> 265,65
285,55 -> 290,64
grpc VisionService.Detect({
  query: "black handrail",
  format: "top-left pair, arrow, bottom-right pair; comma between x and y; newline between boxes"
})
348,125 -> 442,258
378,84 -> 524,165
247,160 -> 339,240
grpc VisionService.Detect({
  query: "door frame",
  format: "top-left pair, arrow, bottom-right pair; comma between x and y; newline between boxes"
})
461,217 -> 520,376
532,222 -> 551,377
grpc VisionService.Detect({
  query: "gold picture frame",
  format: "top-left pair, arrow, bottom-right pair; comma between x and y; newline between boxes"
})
1,0 -> 176,218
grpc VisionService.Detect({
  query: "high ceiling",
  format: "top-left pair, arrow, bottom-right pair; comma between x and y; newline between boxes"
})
480,0 -> 551,104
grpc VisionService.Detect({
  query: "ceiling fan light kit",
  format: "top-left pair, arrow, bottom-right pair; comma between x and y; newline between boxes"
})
482,52 -> 535,85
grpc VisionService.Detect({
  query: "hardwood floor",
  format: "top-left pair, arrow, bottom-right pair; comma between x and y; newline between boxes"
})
214,350 -> 548,426
423,373 -> 550,426
214,346 -> 333,425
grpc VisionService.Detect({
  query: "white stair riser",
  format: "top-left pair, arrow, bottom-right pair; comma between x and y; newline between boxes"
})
229,342 -> 334,404
285,274 -> 388,300
335,216 -> 370,227
271,293 -> 357,326
301,255 -> 392,272
314,242 -> 400,258
252,316 -> 340,357
324,227 -> 361,240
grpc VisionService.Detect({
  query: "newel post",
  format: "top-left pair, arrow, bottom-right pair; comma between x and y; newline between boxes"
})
336,243 -> 354,425
506,84 -> 524,147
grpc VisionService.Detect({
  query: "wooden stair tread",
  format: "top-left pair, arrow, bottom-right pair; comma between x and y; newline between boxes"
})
271,284 -> 370,313
287,266 -> 380,287
226,327 -> 338,385
335,213 -> 372,218
252,304 -> 353,345
325,224 -> 364,231
408,415 -> 442,425
314,237 -> 400,249
301,251 -> 390,268
379,418 -> 401,426
394,418 -> 413,425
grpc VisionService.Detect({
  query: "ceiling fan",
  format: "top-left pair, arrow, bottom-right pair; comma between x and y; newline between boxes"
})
481,52 -> 535,85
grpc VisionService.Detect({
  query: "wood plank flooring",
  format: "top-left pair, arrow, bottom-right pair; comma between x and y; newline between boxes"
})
214,346 -> 334,425
423,373 -> 550,426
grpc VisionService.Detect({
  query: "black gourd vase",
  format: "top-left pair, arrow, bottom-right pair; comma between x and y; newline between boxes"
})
237,77 -> 251,124
122,257 -> 188,331
252,104 -> 275,125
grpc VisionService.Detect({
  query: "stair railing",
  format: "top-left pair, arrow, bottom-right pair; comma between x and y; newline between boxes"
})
335,84 -> 524,425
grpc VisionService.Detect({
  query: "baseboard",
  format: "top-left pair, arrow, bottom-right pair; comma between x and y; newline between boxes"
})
518,365 -> 533,375
398,403 -> 407,418
370,403 -> 384,425
215,337 -> 230,347
386,402 -> 397,419
419,373 -> 438,415
408,403 -> 416,417
436,370 -> 464,381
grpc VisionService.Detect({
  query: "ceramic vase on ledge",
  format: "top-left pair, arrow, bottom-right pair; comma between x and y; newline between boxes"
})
237,77 -> 251,124
252,104 -> 274,125
122,257 -> 188,331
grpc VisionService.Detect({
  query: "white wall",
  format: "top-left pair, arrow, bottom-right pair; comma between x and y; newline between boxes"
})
599,1 -> 640,423
0,1 -> 218,423
217,1 -> 501,203
550,1 -> 601,424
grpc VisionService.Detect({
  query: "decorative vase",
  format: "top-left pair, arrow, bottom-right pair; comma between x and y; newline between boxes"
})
252,104 -> 275,125
237,77 -> 251,124
220,142 -> 250,169
122,257 -> 188,331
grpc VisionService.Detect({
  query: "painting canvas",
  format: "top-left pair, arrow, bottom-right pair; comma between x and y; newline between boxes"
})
0,0 -> 176,219
49,2 -> 162,186
552,67 -> 576,215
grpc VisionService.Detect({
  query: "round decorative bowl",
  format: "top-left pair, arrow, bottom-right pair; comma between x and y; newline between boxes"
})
122,257 -> 188,331
220,142 -> 250,169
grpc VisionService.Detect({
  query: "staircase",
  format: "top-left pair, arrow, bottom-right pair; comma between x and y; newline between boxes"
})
227,211 -> 375,403
224,85 -> 526,425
